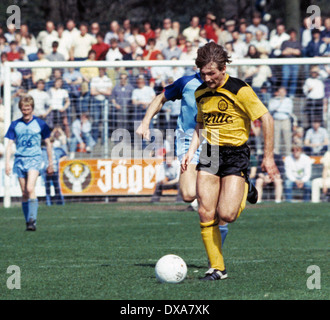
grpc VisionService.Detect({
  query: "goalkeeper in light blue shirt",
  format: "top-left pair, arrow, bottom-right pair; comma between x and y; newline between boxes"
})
5,95 -> 54,231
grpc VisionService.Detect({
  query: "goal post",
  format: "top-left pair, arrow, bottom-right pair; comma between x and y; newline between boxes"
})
2,57 -> 330,207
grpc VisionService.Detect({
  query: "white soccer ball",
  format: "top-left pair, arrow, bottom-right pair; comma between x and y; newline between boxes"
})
155,254 -> 187,284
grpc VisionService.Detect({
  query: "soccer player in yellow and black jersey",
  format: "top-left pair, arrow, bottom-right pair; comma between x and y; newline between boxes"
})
181,42 -> 279,281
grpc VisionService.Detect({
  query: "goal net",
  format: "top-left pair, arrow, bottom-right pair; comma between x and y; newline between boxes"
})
1,57 -> 330,206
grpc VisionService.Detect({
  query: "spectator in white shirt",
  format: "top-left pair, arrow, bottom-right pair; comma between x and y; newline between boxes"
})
36,21 -> 59,55
28,79 -> 51,121
105,38 -> 123,61
284,144 -> 312,202
303,66 -> 325,128
90,68 -> 113,143
269,24 -> 290,57
268,87 -> 294,156
48,78 -> 70,137
132,75 -> 156,122
70,23 -> 96,61
303,120 -> 329,156
182,16 -> 201,43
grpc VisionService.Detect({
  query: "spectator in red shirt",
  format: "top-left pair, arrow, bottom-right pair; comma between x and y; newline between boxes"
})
143,38 -> 161,60
92,32 -> 110,60
203,13 -> 218,43
142,20 -> 155,43
7,41 -> 20,61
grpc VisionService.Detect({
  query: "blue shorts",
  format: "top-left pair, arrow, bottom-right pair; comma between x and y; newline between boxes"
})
13,155 -> 43,178
175,129 -> 203,165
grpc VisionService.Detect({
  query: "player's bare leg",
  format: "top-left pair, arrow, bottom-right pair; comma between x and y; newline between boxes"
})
217,175 -> 248,223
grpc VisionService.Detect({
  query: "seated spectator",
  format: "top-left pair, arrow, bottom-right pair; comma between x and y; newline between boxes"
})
268,87 -> 294,156
126,25 -> 146,49
143,38 -> 161,60
179,40 -> 198,61
224,42 -> 239,77
22,34 -> 38,59
48,78 -> 70,137
104,20 -> 120,44
217,20 -> 235,46
203,13 -> 218,43
46,41 -> 65,61
50,125 -> 68,153
46,68 -> 69,91
151,152 -> 181,203
255,153 -> 285,203
312,151 -> 330,203
105,38 -> 123,61
292,126 -> 304,146
90,68 -> 113,143
251,30 -> 271,56
117,28 -> 131,54
69,113 -> 96,159
92,32 -> 110,60
41,138 -> 67,206
303,120 -> 329,156
7,41 -> 20,61
123,41 -> 144,60
243,52 -> 272,97
231,30 -> 248,59
246,11 -> 269,39
0,35 -> 9,54
162,36 -> 182,60
305,29 -> 327,57
141,20 -> 155,43
284,144 -> 312,202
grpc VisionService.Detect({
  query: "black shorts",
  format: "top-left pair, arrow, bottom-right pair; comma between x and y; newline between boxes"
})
196,143 -> 250,179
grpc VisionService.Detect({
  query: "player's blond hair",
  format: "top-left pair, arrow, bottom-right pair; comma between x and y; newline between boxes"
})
19,95 -> 35,110
195,42 -> 231,71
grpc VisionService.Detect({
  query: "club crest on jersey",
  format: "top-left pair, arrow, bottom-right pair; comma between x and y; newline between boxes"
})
218,99 -> 228,112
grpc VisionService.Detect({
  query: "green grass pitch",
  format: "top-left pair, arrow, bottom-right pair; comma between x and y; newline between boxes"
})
0,201 -> 329,300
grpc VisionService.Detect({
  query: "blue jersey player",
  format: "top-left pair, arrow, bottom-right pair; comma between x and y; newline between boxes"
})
5,95 -> 54,231
136,72 -> 229,245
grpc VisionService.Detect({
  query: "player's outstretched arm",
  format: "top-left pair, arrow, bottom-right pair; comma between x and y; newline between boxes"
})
259,112 -> 280,180
136,92 -> 167,140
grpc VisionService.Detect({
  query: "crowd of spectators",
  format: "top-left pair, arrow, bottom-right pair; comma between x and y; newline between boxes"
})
0,12 -> 329,202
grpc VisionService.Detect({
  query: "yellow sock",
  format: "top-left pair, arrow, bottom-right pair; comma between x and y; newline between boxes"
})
200,218 -> 225,271
236,182 -> 249,220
